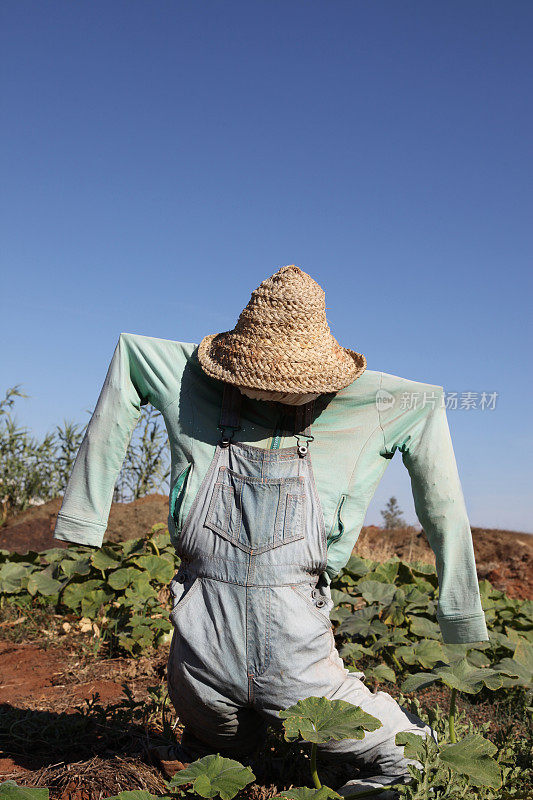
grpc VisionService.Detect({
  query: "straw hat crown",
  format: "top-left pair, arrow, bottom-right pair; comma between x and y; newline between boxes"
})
197,265 -> 366,393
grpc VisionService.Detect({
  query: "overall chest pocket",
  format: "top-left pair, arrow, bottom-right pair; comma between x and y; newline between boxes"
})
204,465 -> 306,554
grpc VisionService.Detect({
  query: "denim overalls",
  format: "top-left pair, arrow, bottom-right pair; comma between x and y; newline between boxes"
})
166,384 -> 434,796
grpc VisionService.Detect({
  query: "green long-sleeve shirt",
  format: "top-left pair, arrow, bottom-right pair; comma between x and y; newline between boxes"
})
53,332 -> 489,644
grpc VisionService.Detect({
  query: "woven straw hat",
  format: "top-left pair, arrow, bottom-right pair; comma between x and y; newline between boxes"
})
197,265 -> 367,393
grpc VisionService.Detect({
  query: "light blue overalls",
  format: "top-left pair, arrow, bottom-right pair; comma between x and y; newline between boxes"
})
166,384 -> 435,797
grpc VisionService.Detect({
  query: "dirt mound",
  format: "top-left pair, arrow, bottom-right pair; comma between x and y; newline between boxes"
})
1,496 -> 531,598
0,495 -> 169,553
356,525 -> 533,599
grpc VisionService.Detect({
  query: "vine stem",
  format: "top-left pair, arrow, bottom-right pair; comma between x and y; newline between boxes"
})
311,743 -> 321,789
448,687 -> 457,743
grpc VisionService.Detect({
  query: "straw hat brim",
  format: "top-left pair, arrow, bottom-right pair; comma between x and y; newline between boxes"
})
197,332 -> 367,394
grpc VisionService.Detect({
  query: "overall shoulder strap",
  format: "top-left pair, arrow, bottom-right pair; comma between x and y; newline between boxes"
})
278,400 -> 315,437
218,383 -> 242,442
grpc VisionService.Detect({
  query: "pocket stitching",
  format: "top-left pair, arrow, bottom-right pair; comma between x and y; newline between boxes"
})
205,482 -> 234,537
169,576 -> 201,624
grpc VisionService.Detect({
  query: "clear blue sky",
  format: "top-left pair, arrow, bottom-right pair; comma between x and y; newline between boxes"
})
2,1 -> 532,532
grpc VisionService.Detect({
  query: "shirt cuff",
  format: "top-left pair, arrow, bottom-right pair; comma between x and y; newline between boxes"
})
437,612 -> 489,644
53,514 -> 106,548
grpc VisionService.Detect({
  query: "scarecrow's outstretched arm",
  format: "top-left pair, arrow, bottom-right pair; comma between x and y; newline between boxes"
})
379,381 -> 489,645
52,332 -> 183,548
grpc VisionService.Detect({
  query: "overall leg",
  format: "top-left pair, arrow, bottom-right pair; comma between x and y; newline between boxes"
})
255,583 -> 437,798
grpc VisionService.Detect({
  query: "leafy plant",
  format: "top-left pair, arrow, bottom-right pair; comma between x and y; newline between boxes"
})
167,754 -> 255,799
279,697 -> 381,791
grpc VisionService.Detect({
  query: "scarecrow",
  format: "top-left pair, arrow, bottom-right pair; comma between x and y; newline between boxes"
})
54,265 -> 488,798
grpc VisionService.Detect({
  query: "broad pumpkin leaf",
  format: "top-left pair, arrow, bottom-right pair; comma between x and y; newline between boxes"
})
279,696 -> 382,744
276,787 -> 342,800
365,664 -> 396,683
0,782 -> 49,799
440,734 -> 502,789
330,589 -> 358,607
168,754 -> 255,799
407,615 -> 441,639
344,555 -> 374,577
396,639 -> 444,670
402,658 -> 502,695
60,556 -> 92,578
339,642 -> 374,661
495,640 -> 533,687
91,547 -> 121,572
62,579 -> 107,611
401,585 -> 431,608
26,569 -> 62,597
130,554 -> 175,583
339,606 -> 387,639
0,562 -> 35,593
356,580 -> 397,606
395,730 -> 438,762
107,567 -> 142,590
371,560 -> 400,584
81,587 -> 114,618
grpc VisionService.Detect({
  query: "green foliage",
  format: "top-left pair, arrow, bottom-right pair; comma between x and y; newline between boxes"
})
167,754 -> 256,799
280,696 -> 382,744
0,784 -> 49,800
0,386 -> 171,525
276,789 -> 342,800
0,525 -> 176,655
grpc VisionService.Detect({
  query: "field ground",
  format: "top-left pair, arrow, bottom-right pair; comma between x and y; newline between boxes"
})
0,622 -> 528,798
1,497 -> 531,797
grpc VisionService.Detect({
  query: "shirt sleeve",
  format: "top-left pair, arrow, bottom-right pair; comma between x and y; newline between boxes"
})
379,377 -> 489,645
52,333 -> 155,548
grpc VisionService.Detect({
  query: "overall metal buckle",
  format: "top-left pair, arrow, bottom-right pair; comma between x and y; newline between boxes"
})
217,425 -> 241,447
294,434 -> 314,457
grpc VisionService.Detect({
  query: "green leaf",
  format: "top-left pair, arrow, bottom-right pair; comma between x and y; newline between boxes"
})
107,567 -> 142,590
356,580 -> 397,606
343,555 -> 374,577
330,589 -> 358,607
401,658 -> 503,695
0,782 -> 49,799
395,731 -> 437,762
276,787 -> 342,800
408,615 -> 441,639
440,734 -> 502,789
60,556 -> 92,578
401,672 -> 439,694
130,554 -> 175,583
26,570 -> 62,597
0,562 -> 35,594
371,561 -> 400,584
279,696 -> 382,744
91,547 -> 121,572
339,606 -> 387,638
435,659 -> 503,693
495,640 -> 533,687
396,639 -> 444,670
365,664 -> 396,683
62,579 -> 107,611
168,754 -> 255,799
339,643 -> 375,661
81,587 -> 114,618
